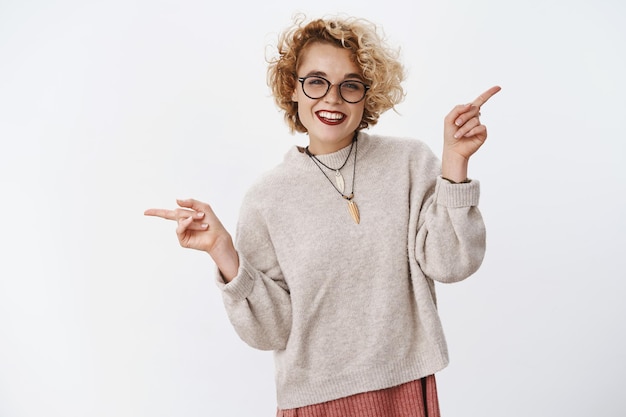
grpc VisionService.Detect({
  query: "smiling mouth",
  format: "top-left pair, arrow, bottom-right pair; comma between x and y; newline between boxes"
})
316,111 -> 345,125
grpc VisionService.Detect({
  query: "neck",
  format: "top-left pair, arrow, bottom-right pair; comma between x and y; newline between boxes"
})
307,131 -> 357,155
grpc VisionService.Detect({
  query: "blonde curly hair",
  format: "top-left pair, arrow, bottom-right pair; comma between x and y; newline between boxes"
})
267,15 -> 406,133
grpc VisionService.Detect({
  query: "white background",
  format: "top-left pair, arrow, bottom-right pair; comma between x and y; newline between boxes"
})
1,0 -> 625,416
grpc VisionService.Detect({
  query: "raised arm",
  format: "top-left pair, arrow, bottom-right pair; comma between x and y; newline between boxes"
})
145,198 -> 292,350
414,86 -> 501,282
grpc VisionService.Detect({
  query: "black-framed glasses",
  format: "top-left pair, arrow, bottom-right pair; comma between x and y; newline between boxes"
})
297,76 -> 370,104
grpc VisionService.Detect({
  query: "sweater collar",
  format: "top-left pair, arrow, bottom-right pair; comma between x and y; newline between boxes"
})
288,131 -> 373,172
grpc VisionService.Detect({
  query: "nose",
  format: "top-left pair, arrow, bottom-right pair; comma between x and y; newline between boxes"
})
323,83 -> 343,103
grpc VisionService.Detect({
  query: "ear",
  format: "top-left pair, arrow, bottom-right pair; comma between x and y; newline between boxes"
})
291,89 -> 298,102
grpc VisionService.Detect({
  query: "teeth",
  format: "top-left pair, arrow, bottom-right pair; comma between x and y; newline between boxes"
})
318,111 -> 344,120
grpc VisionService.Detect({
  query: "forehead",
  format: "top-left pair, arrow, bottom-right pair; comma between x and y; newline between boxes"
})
297,42 -> 361,76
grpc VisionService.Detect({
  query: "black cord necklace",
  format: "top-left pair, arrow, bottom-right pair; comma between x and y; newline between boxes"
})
305,134 -> 360,224
305,136 -> 355,194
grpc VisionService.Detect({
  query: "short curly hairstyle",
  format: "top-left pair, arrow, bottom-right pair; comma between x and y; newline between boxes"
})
267,15 -> 406,133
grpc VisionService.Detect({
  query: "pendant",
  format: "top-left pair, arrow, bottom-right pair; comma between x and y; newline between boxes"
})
334,170 -> 345,193
343,194 -> 360,224
347,199 -> 360,224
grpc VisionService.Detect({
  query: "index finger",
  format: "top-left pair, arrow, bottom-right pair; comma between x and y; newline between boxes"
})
472,85 -> 501,107
144,208 -> 178,220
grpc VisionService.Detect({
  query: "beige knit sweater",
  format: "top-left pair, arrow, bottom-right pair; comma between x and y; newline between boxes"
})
216,132 -> 485,409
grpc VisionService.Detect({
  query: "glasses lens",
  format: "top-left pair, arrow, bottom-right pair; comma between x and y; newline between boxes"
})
302,77 -> 329,99
340,81 -> 366,103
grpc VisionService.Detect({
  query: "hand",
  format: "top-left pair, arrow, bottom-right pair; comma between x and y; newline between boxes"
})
442,86 -> 501,181
144,199 -> 239,281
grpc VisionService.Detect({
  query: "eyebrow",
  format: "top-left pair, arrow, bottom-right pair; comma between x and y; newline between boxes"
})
304,70 -> 364,81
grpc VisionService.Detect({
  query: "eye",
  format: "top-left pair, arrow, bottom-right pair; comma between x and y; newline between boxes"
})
306,77 -> 327,86
342,81 -> 364,91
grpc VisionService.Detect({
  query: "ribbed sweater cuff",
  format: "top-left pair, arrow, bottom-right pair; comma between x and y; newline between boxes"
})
434,176 -> 480,207
215,254 -> 255,300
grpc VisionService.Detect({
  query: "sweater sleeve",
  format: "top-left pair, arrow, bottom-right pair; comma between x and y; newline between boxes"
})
215,192 -> 292,351
414,176 -> 486,283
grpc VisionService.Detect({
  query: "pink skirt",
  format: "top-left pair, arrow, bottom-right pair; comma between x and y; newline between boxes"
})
276,375 -> 440,417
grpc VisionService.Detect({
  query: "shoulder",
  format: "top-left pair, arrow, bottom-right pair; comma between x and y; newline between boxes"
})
241,146 -> 302,205
360,132 -> 438,161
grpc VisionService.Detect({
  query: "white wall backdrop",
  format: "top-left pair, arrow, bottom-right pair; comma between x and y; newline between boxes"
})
1,0 -> 624,416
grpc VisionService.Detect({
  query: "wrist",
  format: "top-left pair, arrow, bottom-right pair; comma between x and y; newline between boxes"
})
208,235 -> 239,282
441,151 -> 469,183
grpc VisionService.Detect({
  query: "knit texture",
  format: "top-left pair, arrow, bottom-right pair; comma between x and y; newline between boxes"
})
216,132 -> 485,409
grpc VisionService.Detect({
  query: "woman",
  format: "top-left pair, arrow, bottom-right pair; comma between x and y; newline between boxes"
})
145,15 -> 500,417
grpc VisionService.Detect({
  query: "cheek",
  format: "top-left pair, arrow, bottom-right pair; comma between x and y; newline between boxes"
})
353,104 -> 366,120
